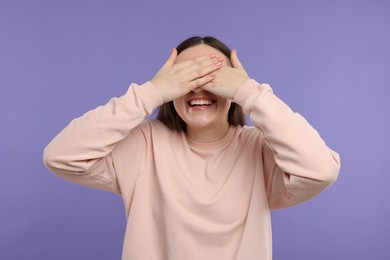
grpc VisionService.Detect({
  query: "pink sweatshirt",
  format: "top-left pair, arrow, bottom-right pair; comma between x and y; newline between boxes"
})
43,79 -> 340,260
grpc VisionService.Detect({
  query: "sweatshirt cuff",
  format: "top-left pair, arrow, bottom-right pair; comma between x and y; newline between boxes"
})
130,81 -> 163,114
233,79 -> 262,107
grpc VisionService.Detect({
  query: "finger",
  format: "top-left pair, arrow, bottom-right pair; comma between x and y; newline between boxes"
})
176,53 -> 218,70
188,74 -> 216,89
189,60 -> 222,80
230,49 -> 243,69
179,56 -> 222,80
201,81 -> 213,92
162,48 -> 177,68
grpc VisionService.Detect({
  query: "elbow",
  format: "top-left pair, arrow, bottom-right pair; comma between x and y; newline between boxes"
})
43,144 -> 69,174
322,166 -> 339,188
271,154 -> 341,210
318,152 -> 341,188
43,143 -> 89,176
43,145 -> 57,172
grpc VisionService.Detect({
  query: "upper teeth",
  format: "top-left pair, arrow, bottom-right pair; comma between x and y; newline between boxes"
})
190,99 -> 213,106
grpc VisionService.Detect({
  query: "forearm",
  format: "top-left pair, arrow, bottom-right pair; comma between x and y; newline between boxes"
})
43,82 -> 162,174
234,80 -> 340,207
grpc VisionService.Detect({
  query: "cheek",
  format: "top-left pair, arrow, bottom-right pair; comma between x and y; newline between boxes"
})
173,98 -> 185,116
219,99 -> 232,112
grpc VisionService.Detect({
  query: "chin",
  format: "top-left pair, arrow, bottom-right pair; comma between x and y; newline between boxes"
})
185,118 -> 214,129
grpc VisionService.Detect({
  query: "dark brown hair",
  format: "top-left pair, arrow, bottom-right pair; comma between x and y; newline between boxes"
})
156,36 -> 245,131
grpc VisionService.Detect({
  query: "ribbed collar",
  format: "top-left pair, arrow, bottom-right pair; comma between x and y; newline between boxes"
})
183,126 -> 236,151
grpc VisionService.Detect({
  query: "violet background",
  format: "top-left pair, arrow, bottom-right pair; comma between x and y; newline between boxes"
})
1,0 -> 389,259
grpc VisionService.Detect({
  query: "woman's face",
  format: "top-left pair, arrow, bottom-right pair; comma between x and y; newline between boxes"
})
173,44 -> 232,134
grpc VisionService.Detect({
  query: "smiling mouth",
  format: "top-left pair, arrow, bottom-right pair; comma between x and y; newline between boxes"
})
188,99 -> 216,107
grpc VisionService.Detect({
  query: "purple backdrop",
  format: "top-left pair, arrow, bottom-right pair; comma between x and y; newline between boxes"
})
1,0 -> 389,259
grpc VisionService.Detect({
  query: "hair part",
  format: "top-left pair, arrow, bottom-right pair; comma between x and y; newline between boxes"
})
156,36 -> 246,131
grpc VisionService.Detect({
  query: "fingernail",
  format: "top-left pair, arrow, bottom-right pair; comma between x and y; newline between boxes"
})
218,57 -> 224,62
216,62 -> 222,67
210,54 -> 216,58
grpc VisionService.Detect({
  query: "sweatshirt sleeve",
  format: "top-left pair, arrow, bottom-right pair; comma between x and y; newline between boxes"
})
234,79 -> 340,209
43,82 -> 163,194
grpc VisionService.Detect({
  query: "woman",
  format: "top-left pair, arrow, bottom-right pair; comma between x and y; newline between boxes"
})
44,36 -> 340,260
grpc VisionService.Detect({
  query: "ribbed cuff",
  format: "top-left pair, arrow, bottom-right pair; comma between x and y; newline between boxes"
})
233,79 -> 261,107
134,81 -> 163,114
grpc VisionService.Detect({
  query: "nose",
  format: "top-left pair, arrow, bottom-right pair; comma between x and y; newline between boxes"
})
193,87 -> 202,93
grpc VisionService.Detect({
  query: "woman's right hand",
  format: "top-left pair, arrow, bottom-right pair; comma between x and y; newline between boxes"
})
151,48 -> 223,103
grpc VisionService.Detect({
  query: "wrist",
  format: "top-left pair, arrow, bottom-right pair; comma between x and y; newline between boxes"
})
142,81 -> 164,106
149,80 -> 168,103
233,79 -> 261,106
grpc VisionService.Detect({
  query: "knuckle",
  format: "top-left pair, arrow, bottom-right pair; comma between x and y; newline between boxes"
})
200,68 -> 210,76
195,70 -> 202,77
187,81 -> 196,89
194,61 -> 203,71
193,56 -> 203,63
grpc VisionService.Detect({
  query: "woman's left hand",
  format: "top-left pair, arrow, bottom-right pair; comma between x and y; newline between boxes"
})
202,49 -> 250,99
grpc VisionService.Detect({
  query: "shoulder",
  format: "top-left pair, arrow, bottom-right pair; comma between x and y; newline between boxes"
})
223,125 -> 265,160
144,119 -> 176,134
113,120 -> 170,148
135,119 -> 182,142
234,125 -> 264,143
113,120 -> 179,155
124,119 -> 169,134
229,125 -> 265,153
